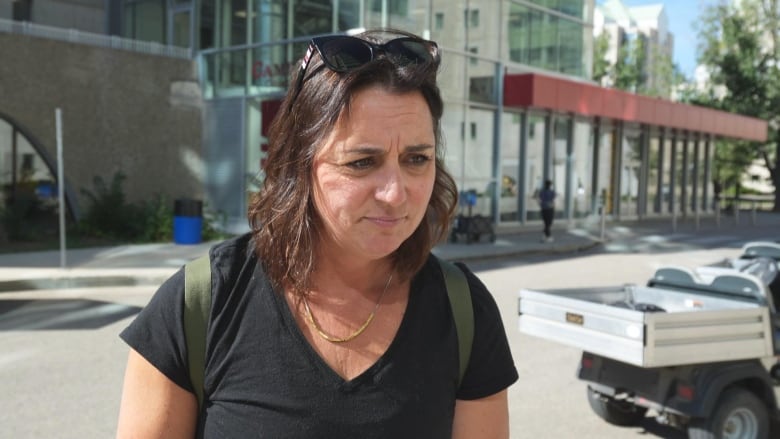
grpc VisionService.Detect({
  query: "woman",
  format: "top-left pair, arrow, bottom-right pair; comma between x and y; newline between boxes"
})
116,29 -> 517,438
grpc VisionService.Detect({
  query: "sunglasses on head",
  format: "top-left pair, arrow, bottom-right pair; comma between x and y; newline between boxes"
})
292,35 -> 439,102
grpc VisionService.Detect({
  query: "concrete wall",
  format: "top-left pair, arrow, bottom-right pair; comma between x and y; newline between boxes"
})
0,32 -> 203,218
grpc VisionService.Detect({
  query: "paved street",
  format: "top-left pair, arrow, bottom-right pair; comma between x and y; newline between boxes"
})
0,213 -> 778,438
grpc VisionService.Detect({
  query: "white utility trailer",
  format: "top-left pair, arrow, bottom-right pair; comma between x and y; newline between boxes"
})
518,242 -> 780,439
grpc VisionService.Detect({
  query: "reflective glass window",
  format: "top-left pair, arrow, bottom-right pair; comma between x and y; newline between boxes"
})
660,134 -> 673,213
551,117 -> 569,219
469,9 -> 480,28
0,118 -> 58,220
527,0 -> 587,20
250,0 -> 287,43
508,2 -> 586,77
469,58 -> 496,104
620,131 -> 641,217
365,0 -> 424,32
435,12 -> 444,29
499,111 -> 523,223
173,11 -> 191,47
525,115 -> 546,221
647,134 -> 661,214
571,120 -> 593,218
596,126 -> 612,214
123,0 -> 165,43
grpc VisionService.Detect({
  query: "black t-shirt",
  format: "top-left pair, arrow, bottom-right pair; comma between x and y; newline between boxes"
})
120,234 -> 518,438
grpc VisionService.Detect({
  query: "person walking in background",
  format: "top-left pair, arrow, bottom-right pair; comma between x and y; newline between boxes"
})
115,28 -> 517,439
538,179 -> 556,242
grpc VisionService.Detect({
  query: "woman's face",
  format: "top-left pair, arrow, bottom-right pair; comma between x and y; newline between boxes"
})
312,86 -> 436,263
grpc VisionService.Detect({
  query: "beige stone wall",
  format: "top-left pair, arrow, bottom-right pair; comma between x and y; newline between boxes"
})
0,32 -> 203,218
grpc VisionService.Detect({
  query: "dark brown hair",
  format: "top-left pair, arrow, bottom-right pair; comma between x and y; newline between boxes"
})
247,29 -> 458,295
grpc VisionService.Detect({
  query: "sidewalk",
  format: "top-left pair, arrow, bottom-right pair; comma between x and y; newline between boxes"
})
2,210 -> 777,293
0,224 -> 600,293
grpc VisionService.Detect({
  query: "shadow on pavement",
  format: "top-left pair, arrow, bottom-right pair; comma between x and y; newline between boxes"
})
638,417 -> 687,438
0,299 -> 141,330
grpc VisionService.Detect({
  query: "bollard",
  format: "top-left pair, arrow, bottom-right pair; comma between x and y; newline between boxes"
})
715,200 -> 720,228
599,204 -> 606,242
752,201 -> 757,225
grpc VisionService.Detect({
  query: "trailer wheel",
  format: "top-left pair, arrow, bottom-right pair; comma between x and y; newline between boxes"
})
586,386 -> 647,427
687,387 -> 769,439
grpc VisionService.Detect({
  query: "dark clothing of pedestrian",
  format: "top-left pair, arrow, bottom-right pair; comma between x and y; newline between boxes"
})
541,207 -> 554,239
538,181 -> 556,242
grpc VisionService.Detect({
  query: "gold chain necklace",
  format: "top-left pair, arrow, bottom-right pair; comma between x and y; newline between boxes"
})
302,273 -> 394,343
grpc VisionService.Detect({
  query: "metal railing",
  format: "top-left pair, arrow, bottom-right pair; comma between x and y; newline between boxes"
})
0,18 -> 191,59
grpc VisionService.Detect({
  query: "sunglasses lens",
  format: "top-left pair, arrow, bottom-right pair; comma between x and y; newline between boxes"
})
319,38 -> 373,72
386,40 -> 435,65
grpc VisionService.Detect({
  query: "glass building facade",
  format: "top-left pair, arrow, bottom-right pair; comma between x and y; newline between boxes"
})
1,0 -> 757,237
100,0 -> 726,231
133,0 -> 601,231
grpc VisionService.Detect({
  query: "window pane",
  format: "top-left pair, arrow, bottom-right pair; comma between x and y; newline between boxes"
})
173,11 -> 191,47
131,0 -> 165,43
525,115 -> 545,221
508,3 -> 586,78
365,0 -> 423,33
499,111 -> 522,222
571,120 -> 593,217
551,117 -> 568,219
527,0 -> 586,20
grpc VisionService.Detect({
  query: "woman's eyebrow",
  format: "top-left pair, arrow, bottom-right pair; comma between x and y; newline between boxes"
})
344,144 -> 434,155
406,144 -> 435,152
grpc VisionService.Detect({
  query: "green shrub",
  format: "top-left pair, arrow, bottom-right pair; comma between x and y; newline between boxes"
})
79,172 -> 145,240
1,195 -> 40,241
202,205 -> 229,241
138,194 -> 174,242
79,171 -> 231,244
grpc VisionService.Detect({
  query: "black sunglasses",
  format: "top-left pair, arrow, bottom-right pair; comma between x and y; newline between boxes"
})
292,35 -> 439,102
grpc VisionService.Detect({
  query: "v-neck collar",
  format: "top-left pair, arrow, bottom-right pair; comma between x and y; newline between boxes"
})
269,271 -> 419,389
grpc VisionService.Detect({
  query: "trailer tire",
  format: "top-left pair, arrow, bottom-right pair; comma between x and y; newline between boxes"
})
586,386 -> 647,427
687,387 -> 769,439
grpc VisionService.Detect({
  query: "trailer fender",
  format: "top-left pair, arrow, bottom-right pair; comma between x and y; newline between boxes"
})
688,360 -> 776,418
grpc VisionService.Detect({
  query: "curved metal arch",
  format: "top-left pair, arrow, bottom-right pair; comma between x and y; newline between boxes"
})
0,110 -> 79,220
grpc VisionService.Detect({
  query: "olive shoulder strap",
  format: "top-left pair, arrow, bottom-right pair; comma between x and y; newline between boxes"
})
183,254 -> 211,410
437,257 -> 475,388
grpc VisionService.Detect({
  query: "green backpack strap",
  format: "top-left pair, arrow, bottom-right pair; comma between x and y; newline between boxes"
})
437,257 -> 474,388
183,254 -> 212,410
183,253 -> 473,403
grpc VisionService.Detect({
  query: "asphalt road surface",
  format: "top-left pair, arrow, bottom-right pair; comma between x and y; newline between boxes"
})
1,240 -> 777,438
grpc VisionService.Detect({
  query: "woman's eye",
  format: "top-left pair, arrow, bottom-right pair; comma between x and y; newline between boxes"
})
347,157 -> 374,169
408,154 -> 432,165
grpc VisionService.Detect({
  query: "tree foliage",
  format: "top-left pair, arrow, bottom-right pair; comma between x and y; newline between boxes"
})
593,32 -> 611,84
614,35 -> 646,92
593,30 -> 680,98
690,0 -> 780,209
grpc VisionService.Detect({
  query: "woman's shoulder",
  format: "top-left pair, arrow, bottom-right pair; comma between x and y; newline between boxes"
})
209,232 -> 254,261
208,233 -> 257,277
420,255 -> 493,306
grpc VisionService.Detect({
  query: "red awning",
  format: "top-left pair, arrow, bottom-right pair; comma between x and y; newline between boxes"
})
503,73 -> 768,142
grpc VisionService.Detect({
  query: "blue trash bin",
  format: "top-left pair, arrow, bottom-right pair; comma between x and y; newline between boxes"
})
173,199 -> 203,244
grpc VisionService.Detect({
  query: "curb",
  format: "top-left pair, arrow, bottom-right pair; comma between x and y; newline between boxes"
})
441,241 -> 603,263
0,274 -> 173,293
0,239 -> 602,293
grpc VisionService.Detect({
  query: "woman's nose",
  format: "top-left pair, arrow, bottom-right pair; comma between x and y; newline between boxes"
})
375,165 -> 407,206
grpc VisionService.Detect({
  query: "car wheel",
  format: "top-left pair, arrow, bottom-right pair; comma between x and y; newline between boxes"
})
688,387 -> 769,439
